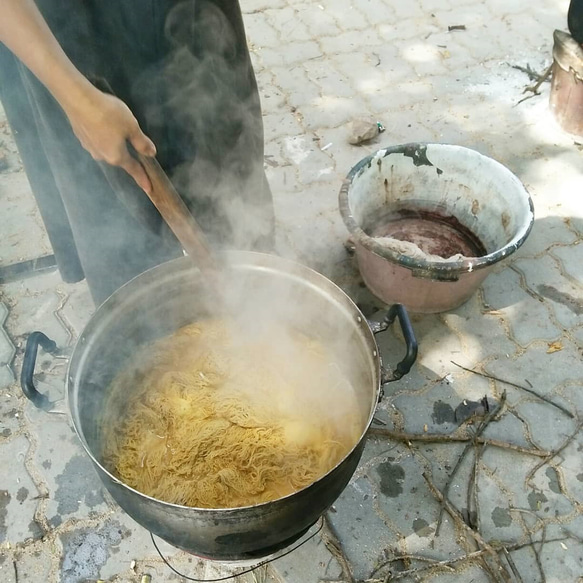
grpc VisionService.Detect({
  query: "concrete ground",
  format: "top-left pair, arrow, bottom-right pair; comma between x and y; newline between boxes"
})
1,0 -> 583,581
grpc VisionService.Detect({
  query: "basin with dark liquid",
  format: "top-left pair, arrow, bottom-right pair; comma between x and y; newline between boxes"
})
339,143 -> 535,313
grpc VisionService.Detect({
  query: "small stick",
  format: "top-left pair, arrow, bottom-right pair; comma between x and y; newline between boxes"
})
526,420 -> 583,487
501,547 -> 524,583
422,473 -> 511,582
435,393 -> 507,536
321,514 -> 356,583
361,538 -> 569,583
466,443 -> 485,531
450,361 -> 574,419
370,554 -> 456,578
516,63 -> 553,104
533,524 -> 547,583
368,428 -> 550,457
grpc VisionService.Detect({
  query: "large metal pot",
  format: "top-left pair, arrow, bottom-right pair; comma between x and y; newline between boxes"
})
21,251 -> 417,561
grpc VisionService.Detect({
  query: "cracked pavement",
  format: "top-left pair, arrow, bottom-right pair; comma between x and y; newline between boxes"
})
1,0 -> 583,581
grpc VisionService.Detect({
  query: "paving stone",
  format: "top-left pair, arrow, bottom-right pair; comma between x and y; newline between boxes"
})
515,254 -> 583,330
260,41 -> 322,68
55,285 -> 96,343
1,272 -> 75,351
0,171 -> 52,266
327,475 -> 398,580
300,96 -> 374,133
13,543 -> 54,582
272,528 -> 343,583
0,303 -> 15,388
481,268 -> 563,346
259,82 -> 287,115
539,536 -> 583,581
514,400 -> 579,452
264,6 -> 313,43
242,0 -> 287,12
441,293 -> 517,364
295,3 -> 343,38
518,216 -> 578,257
317,0 -> 371,30
87,509 -> 231,582
425,568 -> 490,583
552,242 -> 583,299
556,382 -> 583,417
391,375 -> 490,435
0,435 -> 43,545
399,314 -> 464,378
271,65 -> 321,110
472,469 -> 526,542
244,12 -> 282,48
373,450 -> 458,539
0,368 -> 14,389
0,388 -> 21,439
26,403 -> 108,529
319,28 -> 384,55
303,58 -> 357,100
485,340 -> 583,412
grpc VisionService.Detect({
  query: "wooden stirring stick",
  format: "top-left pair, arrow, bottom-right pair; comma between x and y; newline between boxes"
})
136,152 -> 220,282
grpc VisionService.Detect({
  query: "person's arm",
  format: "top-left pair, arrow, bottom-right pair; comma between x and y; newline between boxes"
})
0,0 -> 155,193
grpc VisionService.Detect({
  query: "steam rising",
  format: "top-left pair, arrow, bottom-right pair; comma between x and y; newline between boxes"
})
133,0 -> 275,252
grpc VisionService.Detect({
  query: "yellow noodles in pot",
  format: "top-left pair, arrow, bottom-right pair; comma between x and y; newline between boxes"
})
102,320 -> 362,509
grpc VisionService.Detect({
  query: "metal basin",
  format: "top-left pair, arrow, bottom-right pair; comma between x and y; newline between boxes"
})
339,143 -> 535,313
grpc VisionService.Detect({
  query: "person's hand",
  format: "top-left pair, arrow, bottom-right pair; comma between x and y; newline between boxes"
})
63,87 -> 156,194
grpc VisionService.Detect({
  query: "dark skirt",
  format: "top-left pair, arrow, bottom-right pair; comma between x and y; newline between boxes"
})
0,0 -> 274,305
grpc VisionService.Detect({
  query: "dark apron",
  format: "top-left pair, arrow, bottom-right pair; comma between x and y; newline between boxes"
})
0,0 -> 274,305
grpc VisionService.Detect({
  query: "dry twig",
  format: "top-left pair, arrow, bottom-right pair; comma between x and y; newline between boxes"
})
466,443 -> 485,531
321,514 -> 356,583
501,547 -> 524,583
451,361 -> 574,419
422,472 -> 512,582
435,393 -> 507,536
368,428 -> 550,457
361,538 -> 568,583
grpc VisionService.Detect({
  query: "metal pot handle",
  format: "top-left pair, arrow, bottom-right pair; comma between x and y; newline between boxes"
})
20,331 -> 58,410
369,304 -> 418,383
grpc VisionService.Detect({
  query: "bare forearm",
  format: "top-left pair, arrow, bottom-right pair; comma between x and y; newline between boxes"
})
0,0 -> 156,192
0,0 -> 95,113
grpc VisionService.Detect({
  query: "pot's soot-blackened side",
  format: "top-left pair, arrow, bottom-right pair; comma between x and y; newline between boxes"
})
365,207 -> 488,259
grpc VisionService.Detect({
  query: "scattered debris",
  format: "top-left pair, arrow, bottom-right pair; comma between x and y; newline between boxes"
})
264,155 -> 279,168
321,142 -> 333,151
448,24 -> 467,32
514,62 -> 554,104
435,392 -> 507,536
546,341 -> 563,354
451,360 -> 574,418
454,396 -> 490,424
347,117 -> 385,145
